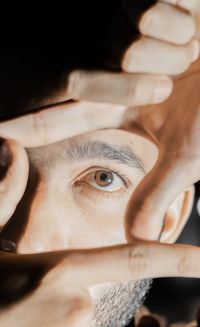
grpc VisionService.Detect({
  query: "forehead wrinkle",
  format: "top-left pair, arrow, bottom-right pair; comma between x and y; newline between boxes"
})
65,140 -> 145,172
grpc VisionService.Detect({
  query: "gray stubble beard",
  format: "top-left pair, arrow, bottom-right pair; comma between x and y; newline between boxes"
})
90,278 -> 152,327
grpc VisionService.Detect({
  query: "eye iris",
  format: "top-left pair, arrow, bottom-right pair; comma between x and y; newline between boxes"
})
94,171 -> 113,186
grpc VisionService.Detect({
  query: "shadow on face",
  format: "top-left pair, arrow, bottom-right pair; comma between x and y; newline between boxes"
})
2,129 -> 157,253
0,128 -> 195,327
0,127 -> 194,254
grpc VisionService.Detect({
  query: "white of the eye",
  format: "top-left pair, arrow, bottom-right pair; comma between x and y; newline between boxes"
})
89,172 -> 124,192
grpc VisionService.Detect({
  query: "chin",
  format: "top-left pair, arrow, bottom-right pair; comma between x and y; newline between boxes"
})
89,279 -> 152,327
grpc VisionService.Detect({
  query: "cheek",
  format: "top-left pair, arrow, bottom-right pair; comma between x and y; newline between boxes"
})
17,199 -> 71,253
18,177 -> 130,253
72,191 -> 130,247
17,184 -> 83,253
19,195 -> 128,252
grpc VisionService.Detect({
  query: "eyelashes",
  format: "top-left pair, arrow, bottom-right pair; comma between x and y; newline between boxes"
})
82,170 -> 124,192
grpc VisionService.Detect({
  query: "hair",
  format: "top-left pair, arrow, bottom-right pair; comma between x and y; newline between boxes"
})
90,279 -> 152,327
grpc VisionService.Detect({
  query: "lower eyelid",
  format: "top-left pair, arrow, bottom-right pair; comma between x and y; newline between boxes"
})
71,166 -> 133,201
73,180 -> 127,198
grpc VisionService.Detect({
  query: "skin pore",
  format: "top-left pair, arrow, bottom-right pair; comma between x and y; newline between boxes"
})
0,128 -> 194,326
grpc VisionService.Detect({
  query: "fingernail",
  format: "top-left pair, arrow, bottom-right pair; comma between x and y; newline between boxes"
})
154,77 -> 173,103
138,315 -> 160,327
192,40 -> 200,63
196,307 -> 200,326
0,138 -> 12,181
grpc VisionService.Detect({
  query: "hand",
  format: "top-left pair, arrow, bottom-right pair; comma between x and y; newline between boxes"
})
5,0 -> 198,122
0,17 -> 200,238
1,139 -> 200,327
1,242 -> 200,327
56,0 -> 199,107
124,57 -> 200,242
1,1 -> 199,146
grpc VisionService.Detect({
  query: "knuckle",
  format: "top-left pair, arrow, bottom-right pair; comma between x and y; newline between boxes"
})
123,77 -> 138,104
177,254 -> 192,275
128,245 -> 149,276
177,250 -> 200,276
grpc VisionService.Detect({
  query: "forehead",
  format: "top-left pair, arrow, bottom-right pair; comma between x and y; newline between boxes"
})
28,129 -> 158,172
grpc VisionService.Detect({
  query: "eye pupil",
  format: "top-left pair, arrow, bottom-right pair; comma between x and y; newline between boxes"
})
100,173 -> 108,181
94,171 -> 113,186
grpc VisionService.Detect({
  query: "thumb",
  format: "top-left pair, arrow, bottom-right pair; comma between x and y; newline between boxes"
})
125,151 -> 196,242
0,139 -> 29,230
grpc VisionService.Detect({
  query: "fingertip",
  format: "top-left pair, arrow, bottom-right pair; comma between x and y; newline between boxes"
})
153,76 -> 174,104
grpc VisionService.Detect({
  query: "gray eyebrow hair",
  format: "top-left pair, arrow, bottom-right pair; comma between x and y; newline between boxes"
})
65,140 -> 145,172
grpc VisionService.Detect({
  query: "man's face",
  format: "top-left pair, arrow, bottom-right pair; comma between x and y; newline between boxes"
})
17,129 -> 158,253
0,127 -> 194,326
4,129 -> 156,326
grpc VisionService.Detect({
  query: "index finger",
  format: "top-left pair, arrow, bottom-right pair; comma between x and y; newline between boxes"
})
1,242 -> 200,299
64,242 -> 200,288
0,101 -> 126,148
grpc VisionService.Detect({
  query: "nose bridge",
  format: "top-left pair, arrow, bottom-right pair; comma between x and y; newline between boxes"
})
0,166 -> 40,253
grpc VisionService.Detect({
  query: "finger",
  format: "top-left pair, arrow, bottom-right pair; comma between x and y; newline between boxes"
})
0,102 -> 126,147
0,73 -> 173,148
0,139 -> 29,226
139,2 -> 196,45
65,242 -> 200,288
122,37 -> 199,75
161,0 -> 200,12
125,152 -> 195,242
69,70 -> 173,106
2,243 -> 200,291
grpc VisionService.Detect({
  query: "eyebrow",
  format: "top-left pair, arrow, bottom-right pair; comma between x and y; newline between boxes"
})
64,140 -> 145,173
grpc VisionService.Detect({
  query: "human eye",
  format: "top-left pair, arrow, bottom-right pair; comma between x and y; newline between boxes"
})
74,167 -> 129,193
